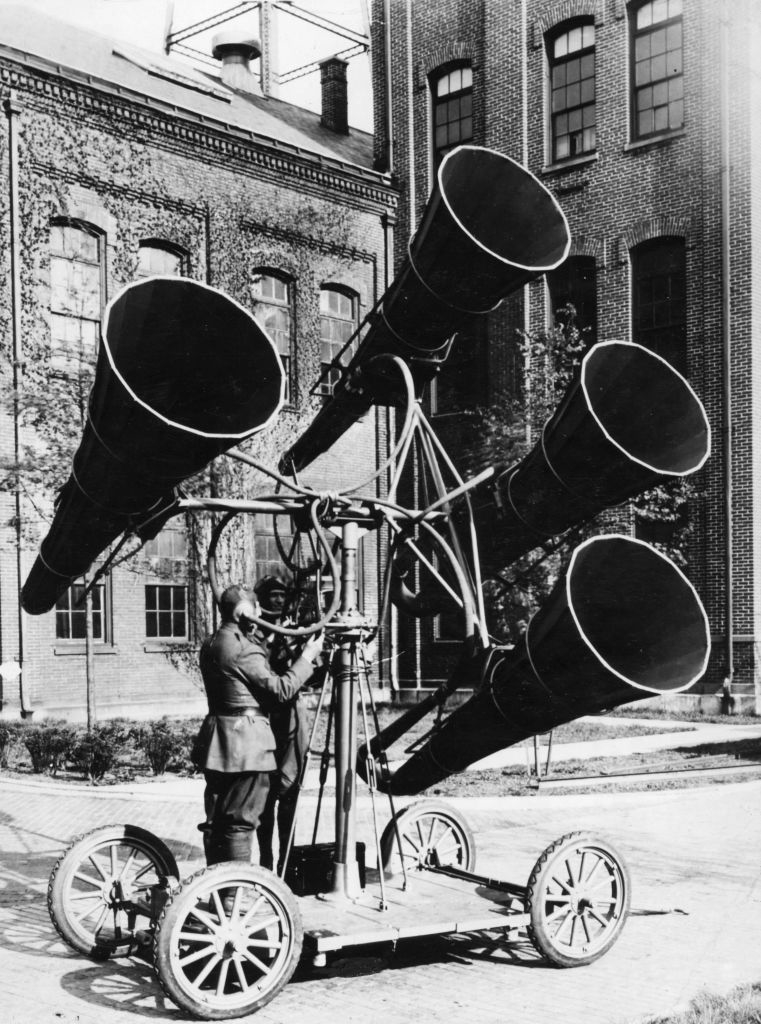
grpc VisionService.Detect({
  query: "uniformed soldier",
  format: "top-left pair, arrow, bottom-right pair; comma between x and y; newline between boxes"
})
253,575 -> 312,873
193,583 -> 324,866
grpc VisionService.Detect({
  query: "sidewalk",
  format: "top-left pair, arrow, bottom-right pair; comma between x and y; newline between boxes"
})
1,752 -> 760,1024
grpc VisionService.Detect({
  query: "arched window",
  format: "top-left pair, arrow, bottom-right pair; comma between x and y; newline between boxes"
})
630,0 -> 683,140
251,271 -> 295,403
547,255 -> 597,343
631,237 -> 686,371
547,22 -> 596,162
49,220 -> 103,372
136,240 -> 186,278
319,286 -> 358,401
431,63 -> 473,171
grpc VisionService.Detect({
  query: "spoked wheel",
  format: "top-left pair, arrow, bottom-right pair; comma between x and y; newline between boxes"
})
48,824 -> 179,959
153,862 -> 303,1020
526,831 -> 631,968
379,799 -> 475,878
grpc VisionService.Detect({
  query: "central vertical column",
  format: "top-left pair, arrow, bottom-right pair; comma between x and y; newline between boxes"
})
331,520 -> 362,899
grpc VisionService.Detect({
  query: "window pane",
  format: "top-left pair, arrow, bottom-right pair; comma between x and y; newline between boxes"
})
555,32 -> 568,58
137,244 -> 183,278
461,66 -> 472,88
320,288 -> 358,400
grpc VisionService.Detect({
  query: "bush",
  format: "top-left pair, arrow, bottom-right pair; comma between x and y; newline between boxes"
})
23,723 -> 76,775
132,719 -> 186,776
0,722 -> 21,768
70,722 -> 127,783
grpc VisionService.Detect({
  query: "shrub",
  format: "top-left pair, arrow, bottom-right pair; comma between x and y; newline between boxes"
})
70,722 -> 127,783
132,719 -> 185,776
23,723 -> 76,775
0,722 -> 21,768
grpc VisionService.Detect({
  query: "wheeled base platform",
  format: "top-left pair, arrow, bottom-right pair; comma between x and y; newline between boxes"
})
300,867 -> 527,960
46,801 -> 631,1020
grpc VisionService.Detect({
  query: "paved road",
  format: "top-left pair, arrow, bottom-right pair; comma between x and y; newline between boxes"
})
1,775 -> 760,1024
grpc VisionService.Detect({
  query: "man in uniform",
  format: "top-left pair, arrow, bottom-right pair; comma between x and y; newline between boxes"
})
193,583 -> 324,866
254,576 -> 312,873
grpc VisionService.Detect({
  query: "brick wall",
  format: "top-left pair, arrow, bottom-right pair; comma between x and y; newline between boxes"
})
373,0 -> 761,709
0,51 -> 397,719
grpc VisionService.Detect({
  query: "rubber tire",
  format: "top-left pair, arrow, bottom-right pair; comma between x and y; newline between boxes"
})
526,830 -> 631,968
379,799 -> 475,877
48,823 -> 179,959
153,862 -> 303,1020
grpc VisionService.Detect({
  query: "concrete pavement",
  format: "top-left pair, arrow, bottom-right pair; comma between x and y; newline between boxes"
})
1,765 -> 760,1024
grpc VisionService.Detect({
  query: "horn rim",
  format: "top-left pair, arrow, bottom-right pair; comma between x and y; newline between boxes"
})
559,533 -> 711,694
99,276 -> 285,441
436,144 -> 572,274
580,340 -> 712,477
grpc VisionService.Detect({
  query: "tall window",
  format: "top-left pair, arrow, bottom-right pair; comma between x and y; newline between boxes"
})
145,586 -> 187,640
319,287 -> 358,400
55,581 -> 107,641
251,272 -> 294,402
631,238 -> 686,371
549,23 -> 596,162
547,255 -> 597,343
136,241 -> 186,278
49,221 -> 103,372
631,0 -> 683,140
144,521 -> 188,640
431,64 -> 473,170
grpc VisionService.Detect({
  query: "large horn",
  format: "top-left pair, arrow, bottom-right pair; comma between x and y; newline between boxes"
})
21,277 -> 284,614
280,145 -> 570,472
469,341 -> 710,568
381,535 -> 710,795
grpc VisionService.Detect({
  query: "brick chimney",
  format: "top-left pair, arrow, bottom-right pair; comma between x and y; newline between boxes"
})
320,57 -> 349,134
212,29 -> 262,95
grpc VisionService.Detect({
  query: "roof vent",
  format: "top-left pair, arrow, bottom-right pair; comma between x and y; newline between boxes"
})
211,29 -> 262,95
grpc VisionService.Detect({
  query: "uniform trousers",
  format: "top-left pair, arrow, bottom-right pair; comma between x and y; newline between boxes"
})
200,769 -> 270,865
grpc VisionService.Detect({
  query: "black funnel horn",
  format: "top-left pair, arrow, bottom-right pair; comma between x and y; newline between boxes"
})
470,341 -> 710,567
384,535 -> 710,795
281,145 -> 570,471
21,277 -> 284,614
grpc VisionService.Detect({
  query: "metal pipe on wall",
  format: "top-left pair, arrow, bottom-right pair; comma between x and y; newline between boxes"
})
4,91 -> 29,715
720,0 -> 734,689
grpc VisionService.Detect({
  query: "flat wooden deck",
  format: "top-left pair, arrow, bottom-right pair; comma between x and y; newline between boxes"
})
298,867 -> 529,954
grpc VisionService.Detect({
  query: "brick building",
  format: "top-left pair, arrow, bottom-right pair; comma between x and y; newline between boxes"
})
371,0 -> 761,710
0,5 -> 397,719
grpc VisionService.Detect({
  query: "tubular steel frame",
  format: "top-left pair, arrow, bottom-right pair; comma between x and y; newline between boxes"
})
185,376 -> 491,901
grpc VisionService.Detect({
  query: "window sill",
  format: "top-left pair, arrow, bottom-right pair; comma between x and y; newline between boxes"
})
624,128 -> 685,153
53,644 -> 119,656
143,640 -> 193,653
541,152 -> 598,176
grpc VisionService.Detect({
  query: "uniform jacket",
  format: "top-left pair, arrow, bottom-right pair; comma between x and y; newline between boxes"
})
192,621 -> 313,773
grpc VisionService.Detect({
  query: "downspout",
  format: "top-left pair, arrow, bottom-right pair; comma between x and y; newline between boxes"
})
382,0 -> 398,693
381,208 -> 399,693
405,0 -> 420,688
719,0 -> 733,693
4,92 -> 30,715
383,0 -> 394,174
405,0 -> 416,226
521,0 -> 532,443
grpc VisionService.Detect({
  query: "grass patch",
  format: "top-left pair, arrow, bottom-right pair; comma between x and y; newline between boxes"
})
610,706 -> 761,726
644,983 -> 761,1024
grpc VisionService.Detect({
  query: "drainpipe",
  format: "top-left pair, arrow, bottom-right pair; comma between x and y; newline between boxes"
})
4,92 -> 30,715
381,208 -> 399,693
719,0 -> 733,692
405,0 -> 416,227
383,0 -> 394,173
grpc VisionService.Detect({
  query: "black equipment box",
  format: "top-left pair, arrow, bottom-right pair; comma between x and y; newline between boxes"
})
284,842 -> 366,897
